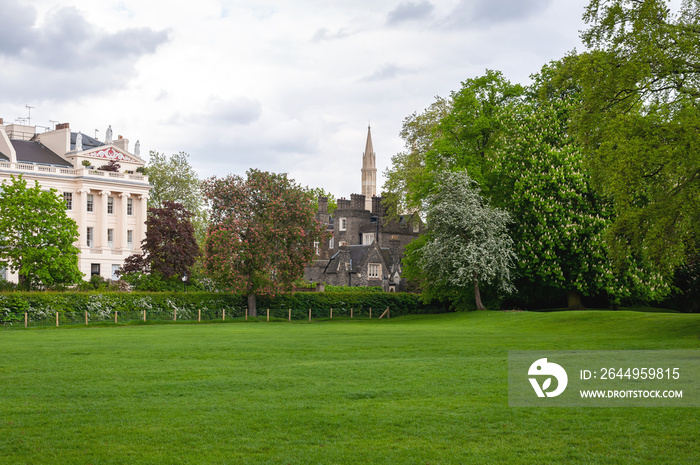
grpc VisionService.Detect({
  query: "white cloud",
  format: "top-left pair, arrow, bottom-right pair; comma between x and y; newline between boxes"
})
0,0 -> 590,199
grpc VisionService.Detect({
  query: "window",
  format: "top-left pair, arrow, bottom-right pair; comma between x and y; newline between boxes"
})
86,194 -> 94,213
107,196 -> 114,214
111,264 -> 120,280
362,233 -> 375,245
314,241 -> 320,255
91,263 -> 100,277
107,229 -> 114,249
127,198 -> 133,216
86,227 -> 94,248
368,263 -> 381,279
339,217 -> 347,231
127,230 -> 134,250
63,192 -> 73,210
329,237 -> 334,249
413,222 -> 420,233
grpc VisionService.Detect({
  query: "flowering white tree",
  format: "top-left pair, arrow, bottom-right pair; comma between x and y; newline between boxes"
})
408,170 -> 515,310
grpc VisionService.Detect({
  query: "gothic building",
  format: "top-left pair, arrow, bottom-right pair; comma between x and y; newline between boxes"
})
305,127 -> 422,291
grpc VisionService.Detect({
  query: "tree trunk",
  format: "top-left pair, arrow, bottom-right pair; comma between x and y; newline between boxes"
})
473,271 -> 486,311
567,290 -> 586,310
247,293 -> 257,317
18,273 -> 29,291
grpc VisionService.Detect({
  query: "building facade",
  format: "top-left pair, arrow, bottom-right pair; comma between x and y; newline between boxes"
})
0,120 -> 151,282
305,127 -> 423,291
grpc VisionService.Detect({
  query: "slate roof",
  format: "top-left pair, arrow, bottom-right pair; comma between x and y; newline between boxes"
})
11,140 -> 73,167
325,244 -> 392,274
71,132 -> 105,151
0,151 -> 9,162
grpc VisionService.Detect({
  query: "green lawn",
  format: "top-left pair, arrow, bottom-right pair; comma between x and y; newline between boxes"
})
0,311 -> 698,464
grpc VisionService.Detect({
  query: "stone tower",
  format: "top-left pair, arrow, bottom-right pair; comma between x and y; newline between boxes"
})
361,125 -> 377,211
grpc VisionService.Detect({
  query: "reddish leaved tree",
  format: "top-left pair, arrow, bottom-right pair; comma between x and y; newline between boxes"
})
203,169 -> 329,316
120,201 -> 199,279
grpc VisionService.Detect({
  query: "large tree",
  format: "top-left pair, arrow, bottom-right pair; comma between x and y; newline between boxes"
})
383,71 -> 523,216
120,201 -> 200,279
144,151 -> 207,243
575,0 -> 700,272
404,170 -> 515,310
491,62 -> 668,309
0,175 -> 83,289
203,169 -> 329,316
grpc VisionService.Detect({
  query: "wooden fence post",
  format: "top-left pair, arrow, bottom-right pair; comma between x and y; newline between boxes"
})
351,308 -> 353,319
115,311 -> 118,324
267,308 -> 269,322
56,311 -> 59,327
288,309 -> 291,322
330,308 -> 333,319
223,309 -> 226,321
379,307 -> 390,319
85,310 -> 88,326
25,312 -> 27,328
308,308 -> 311,323
198,309 -> 201,322
143,309 -> 146,322
369,307 -> 372,319
173,309 -> 177,321
388,307 -> 390,319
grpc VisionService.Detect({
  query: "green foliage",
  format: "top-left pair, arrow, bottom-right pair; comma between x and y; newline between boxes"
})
306,187 -> 337,214
575,0 -> 700,272
323,286 -> 384,293
0,175 -> 83,289
383,71 -> 524,215
145,151 -> 208,244
383,96 -> 452,214
0,291 -> 441,324
491,64 -> 669,308
119,271 -> 209,292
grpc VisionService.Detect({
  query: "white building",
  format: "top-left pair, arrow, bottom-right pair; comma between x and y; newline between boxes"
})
0,119 -> 151,282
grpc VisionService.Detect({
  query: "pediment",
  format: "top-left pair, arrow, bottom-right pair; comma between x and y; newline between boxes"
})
80,145 -> 141,164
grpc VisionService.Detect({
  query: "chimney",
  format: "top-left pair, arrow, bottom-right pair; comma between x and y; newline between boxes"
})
337,198 -> 351,210
371,196 -> 384,216
350,193 -> 366,210
56,123 -> 70,130
0,118 -> 4,125
318,196 -> 328,213
112,136 -> 129,152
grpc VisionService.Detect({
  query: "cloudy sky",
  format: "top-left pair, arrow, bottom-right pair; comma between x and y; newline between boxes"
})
0,0 -> 590,199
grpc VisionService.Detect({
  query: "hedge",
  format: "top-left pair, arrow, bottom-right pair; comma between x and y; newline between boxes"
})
0,291 -> 447,326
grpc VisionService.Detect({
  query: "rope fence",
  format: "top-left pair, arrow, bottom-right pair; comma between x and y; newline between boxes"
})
4,306 -> 391,329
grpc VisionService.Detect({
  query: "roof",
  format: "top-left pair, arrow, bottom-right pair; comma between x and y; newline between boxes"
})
325,244 -> 391,274
71,132 -> 104,151
11,140 -> 73,167
0,151 -> 8,162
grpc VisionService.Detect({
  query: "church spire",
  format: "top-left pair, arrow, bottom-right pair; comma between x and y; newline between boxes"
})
361,125 -> 377,210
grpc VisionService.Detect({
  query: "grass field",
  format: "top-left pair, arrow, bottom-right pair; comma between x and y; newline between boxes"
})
1,311 -> 699,464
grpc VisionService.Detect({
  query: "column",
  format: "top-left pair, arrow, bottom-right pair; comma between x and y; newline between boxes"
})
119,193 -> 130,251
76,189 -> 89,248
136,194 -> 149,253
98,190 -> 111,249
